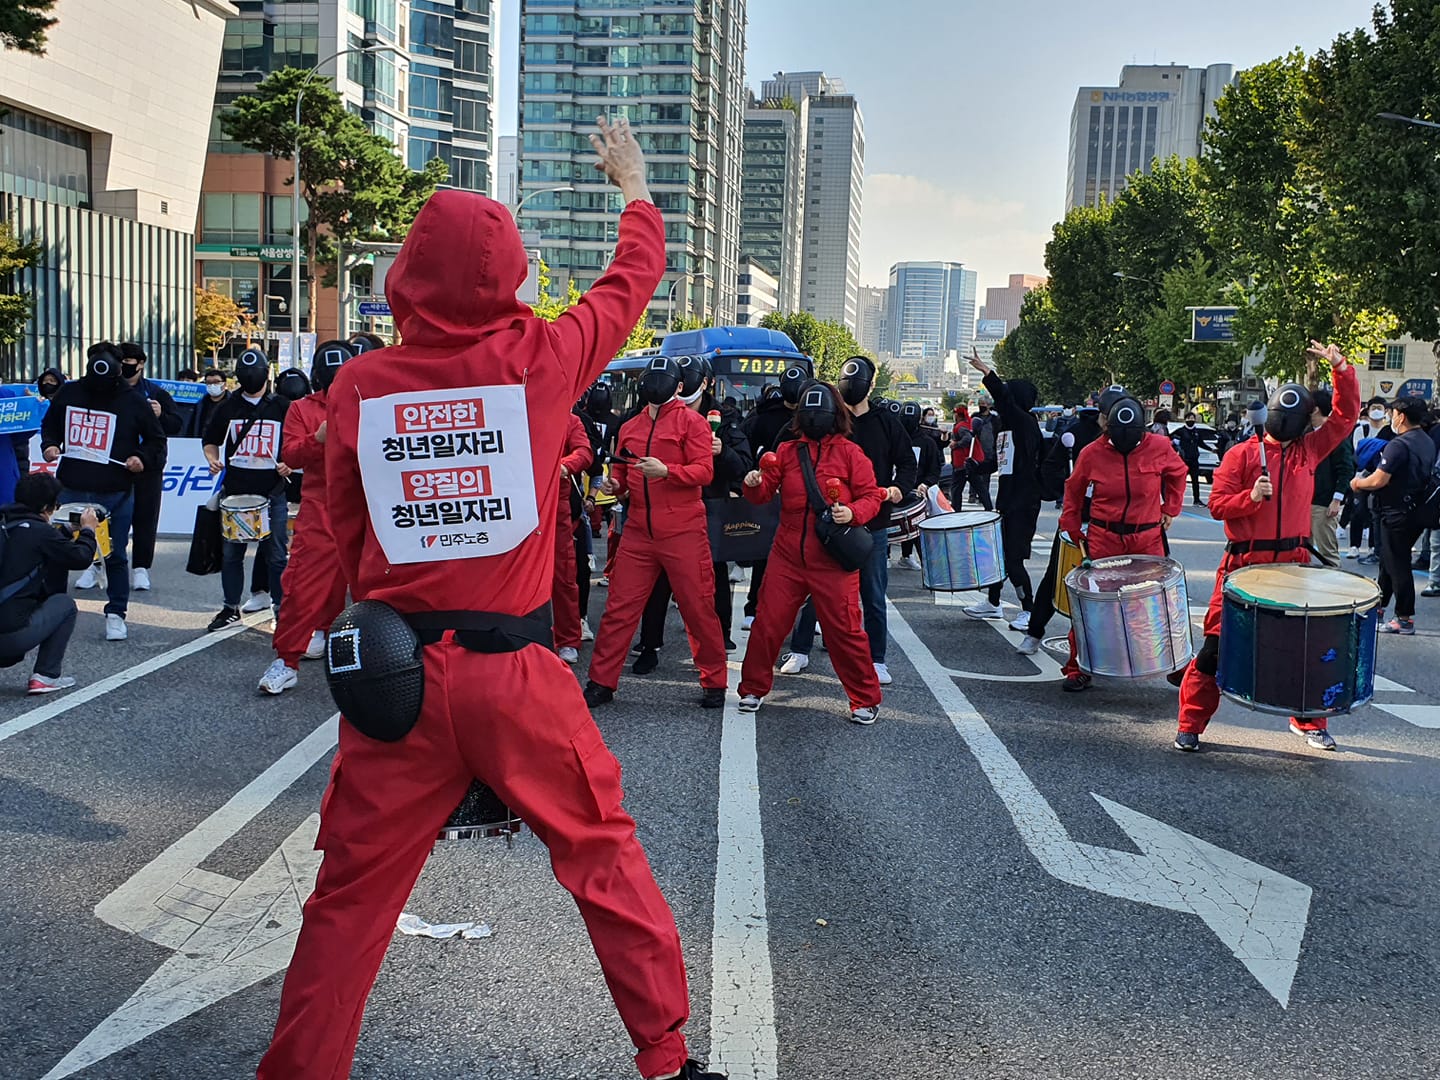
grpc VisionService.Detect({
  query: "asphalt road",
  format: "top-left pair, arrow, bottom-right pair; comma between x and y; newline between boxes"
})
1,496 -> 1437,1080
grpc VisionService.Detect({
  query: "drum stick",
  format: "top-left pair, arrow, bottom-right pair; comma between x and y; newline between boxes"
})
1258,441 -> 1272,500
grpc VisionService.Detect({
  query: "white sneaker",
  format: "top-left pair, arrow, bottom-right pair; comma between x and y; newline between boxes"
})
132,567 -> 151,591
28,673 -> 76,695
779,653 -> 810,675
596,576 -> 609,587
76,565 -> 99,589
1016,635 -> 1043,655
303,631 -> 326,660
850,705 -> 880,725
580,619 -> 595,642
241,592 -> 271,614
1345,547 -> 1359,560
903,554 -> 922,571
558,646 -> 580,665
1009,611 -> 1030,633
105,613 -> 128,641
963,600 -> 1002,619
741,615 -> 754,631
258,658 -> 298,695
729,564 -> 745,583
873,662 -> 893,685
738,694 -> 763,712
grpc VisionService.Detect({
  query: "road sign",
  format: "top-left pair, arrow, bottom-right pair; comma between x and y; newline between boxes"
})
358,299 -> 392,317
1158,393 -> 1175,409
1187,306 -> 1238,343
1159,380 -> 1176,395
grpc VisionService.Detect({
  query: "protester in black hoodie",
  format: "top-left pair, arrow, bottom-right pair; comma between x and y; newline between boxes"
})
39,343 -> 166,641
635,358 -> 755,667
897,401 -> 942,570
119,343 -> 183,592
964,349 -> 1042,626
0,473 -> 99,693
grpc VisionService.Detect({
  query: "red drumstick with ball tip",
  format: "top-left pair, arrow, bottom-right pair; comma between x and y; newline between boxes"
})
826,477 -> 842,504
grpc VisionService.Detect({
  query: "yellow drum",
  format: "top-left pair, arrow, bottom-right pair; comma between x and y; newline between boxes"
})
220,495 -> 271,543
56,503 -> 111,559
1053,535 -> 1085,618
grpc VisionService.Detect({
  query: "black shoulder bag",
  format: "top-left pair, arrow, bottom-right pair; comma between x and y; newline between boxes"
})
796,442 -> 874,573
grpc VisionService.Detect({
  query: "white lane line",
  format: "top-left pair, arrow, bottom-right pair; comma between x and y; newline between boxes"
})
709,622 -> 777,1079
1373,675 -> 1413,694
1373,704 -> 1440,729
0,611 -> 272,747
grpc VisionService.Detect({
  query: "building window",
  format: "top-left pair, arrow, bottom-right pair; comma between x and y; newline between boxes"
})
266,196 -> 309,244
409,73 -> 453,122
457,37 -> 489,76
220,19 -> 265,73
201,260 -> 261,315
201,194 -> 262,245
272,21 -> 319,71
0,106 -> 92,205
1386,344 -> 1407,370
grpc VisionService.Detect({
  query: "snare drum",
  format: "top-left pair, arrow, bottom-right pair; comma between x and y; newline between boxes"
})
1051,536 -> 1085,618
220,495 -> 271,543
55,503 -> 111,559
918,511 -> 1004,591
1218,564 -> 1381,718
437,780 -> 524,842
1068,555 -> 1193,677
887,496 -> 928,546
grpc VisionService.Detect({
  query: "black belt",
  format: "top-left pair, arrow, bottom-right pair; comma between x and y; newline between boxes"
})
1226,537 -> 1304,556
404,604 -> 554,653
1091,518 -> 1161,535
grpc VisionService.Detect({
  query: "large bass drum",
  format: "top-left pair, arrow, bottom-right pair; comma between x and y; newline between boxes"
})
918,511 -> 1004,591
1067,555 -> 1193,678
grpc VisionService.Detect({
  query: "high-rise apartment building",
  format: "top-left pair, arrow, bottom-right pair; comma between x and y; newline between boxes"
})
497,134 -> 519,207
763,71 -> 864,333
200,0 -> 498,346
736,257 -> 779,327
518,1 -> 748,327
886,262 -> 977,362
857,285 -> 887,357
1066,64 -> 1233,210
740,94 -> 805,314
983,273 -> 1047,336
1,0 -> 234,375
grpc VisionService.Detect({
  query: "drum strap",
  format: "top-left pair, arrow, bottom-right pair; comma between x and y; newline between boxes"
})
1090,518 -> 1160,535
404,604 -> 554,654
1225,537 -> 1304,555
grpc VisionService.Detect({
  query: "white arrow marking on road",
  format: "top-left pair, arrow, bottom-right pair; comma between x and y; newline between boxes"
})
1372,703 -> 1440,729
42,715 -> 338,1079
888,600 -> 1313,1008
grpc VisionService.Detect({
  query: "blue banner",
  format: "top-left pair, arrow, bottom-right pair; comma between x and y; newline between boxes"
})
148,378 -> 207,406
0,389 -> 47,433
1398,379 -> 1434,399
1189,307 -> 1238,343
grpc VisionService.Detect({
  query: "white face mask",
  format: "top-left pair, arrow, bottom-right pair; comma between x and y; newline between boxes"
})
1369,409 -> 1386,423
206,383 -> 225,398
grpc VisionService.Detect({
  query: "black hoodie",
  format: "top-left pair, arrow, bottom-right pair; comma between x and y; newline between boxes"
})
40,379 -> 167,494
742,395 -> 796,458
700,394 -> 754,499
0,504 -> 98,633
982,370 -> 1042,511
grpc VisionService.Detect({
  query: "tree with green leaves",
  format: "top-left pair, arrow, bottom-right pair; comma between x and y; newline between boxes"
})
0,0 -> 57,54
1000,287 -> 1094,404
1143,254 -> 1243,404
531,258 -> 582,322
757,311 -> 866,381
669,314 -> 713,332
1310,1 -> 1440,341
1204,51 -> 1396,381
0,219 -> 40,350
222,68 -> 448,326
1044,202 -> 1128,389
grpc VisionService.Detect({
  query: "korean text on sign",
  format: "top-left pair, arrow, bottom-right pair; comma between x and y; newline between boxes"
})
64,407 -> 117,464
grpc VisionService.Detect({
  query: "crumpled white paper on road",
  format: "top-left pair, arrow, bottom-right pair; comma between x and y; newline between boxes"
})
396,912 -> 495,940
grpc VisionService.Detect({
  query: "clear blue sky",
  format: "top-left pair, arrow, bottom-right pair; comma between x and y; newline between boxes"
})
498,0 -> 1381,300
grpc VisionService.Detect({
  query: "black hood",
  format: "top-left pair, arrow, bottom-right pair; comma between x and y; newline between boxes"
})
1007,380 -> 1038,414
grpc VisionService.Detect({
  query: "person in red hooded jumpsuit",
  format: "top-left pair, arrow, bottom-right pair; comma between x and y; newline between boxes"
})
1055,398 -> 1190,691
737,382 -> 885,723
257,341 -> 355,694
257,118 -> 723,1080
1173,344 -> 1358,752
583,356 -> 730,709
553,411 -> 595,664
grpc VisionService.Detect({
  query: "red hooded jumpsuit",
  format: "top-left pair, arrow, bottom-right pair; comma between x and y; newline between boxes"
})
271,391 -> 349,669
553,412 -> 595,652
738,434 -> 885,709
1177,362 -> 1359,735
1058,432 -> 1189,678
586,398 -> 730,693
256,194 -> 693,1080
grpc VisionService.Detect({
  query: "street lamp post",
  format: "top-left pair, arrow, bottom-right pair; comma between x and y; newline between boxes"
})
291,43 -> 398,361
1377,112 -> 1440,131
512,185 -> 574,219
1112,271 -> 1159,286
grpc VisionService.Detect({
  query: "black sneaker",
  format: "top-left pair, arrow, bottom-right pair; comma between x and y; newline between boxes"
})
208,606 -> 241,632
1166,665 -> 1188,688
678,1061 -> 727,1080
699,687 -> 726,709
724,638 -> 738,652
1423,586 -> 1440,598
632,649 -> 660,675
1174,732 -> 1201,752
582,681 -> 615,708
1061,673 -> 1092,693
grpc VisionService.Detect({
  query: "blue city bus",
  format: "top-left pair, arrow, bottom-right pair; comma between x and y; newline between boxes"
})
599,326 -> 811,416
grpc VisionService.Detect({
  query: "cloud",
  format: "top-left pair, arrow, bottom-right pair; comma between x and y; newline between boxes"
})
859,173 -> 1052,296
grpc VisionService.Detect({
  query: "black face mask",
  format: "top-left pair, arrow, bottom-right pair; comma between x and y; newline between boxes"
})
780,365 -> 810,407
1264,384 -> 1314,443
38,381 -> 59,399
900,403 -> 922,436
795,383 -> 837,439
84,353 -> 122,394
639,358 -> 682,407
1107,398 -> 1145,454
1185,420 -> 1196,427
235,349 -> 270,396
121,362 -> 141,380
836,358 -> 875,407
587,384 -> 612,417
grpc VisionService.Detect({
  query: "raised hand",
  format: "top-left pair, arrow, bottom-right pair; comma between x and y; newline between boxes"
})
588,116 -> 650,203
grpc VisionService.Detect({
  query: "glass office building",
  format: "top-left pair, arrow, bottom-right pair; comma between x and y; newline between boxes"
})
885,262 -> 977,360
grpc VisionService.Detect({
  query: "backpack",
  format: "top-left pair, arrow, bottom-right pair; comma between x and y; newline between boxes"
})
1409,439 -> 1440,530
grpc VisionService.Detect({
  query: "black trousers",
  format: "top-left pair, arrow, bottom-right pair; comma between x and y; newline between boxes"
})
0,593 -> 77,678
966,467 -> 994,511
1376,512 -> 1421,619
988,501 -> 1039,610
131,468 -> 165,570
1025,534 -> 1063,641
744,558 -> 767,618
1187,462 -> 1203,503
640,565 -> 732,651
1343,492 -> 1372,549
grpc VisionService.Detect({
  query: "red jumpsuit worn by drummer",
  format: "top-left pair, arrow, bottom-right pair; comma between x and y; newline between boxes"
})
739,434 -> 886,710
553,412 -> 595,653
255,192 -> 696,1079
271,390 -> 348,669
1177,360 -> 1359,736
1058,431 -> 1189,678
586,398 -> 729,695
